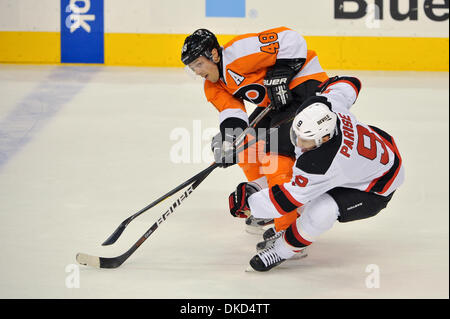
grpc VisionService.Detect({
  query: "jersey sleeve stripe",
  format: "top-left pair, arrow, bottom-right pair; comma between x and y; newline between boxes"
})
289,50 -> 329,88
297,51 -> 321,74
376,134 -> 402,194
365,126 -> 403,195
268,186 -> 287,215
219,108 -> 249,125
269,184 -> 302,215
223,33 -> 258,49
290,72 -> 329,89
279,184 -> 303,207
223,27 -> 292,49
366,155 -> 400,194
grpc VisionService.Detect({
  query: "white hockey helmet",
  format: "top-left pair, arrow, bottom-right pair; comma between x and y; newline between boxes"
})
290,102 -> 337,148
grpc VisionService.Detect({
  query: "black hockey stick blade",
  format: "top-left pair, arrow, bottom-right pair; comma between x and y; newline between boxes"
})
101,222 -> 127,246
77,123 -> 283,269
78,220 -> 159,269
76,244 -> 138,269
77,176 -> 208,268
99,105 -> 273,247
100,164 -> 218,246
76,251 -> 129,269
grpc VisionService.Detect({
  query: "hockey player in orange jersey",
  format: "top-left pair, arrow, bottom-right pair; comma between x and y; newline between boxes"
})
181,27 -> 329,234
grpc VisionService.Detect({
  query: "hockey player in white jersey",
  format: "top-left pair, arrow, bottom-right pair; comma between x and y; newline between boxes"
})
228,76 -> 405,271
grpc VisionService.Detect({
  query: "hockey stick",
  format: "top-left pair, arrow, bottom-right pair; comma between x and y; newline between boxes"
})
76,119 -> 293,269
75,107 -> 299,269
75,134 -> 270,269
76,168 -> 213,268
100,105 -> 274,246
101,163 -> 218,246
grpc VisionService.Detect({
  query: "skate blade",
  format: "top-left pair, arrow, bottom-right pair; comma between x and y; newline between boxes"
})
245,265 -> 256,272
245,226 -> 265,235
245,223 -> 274,235
290,252 -> 308,261
245,253 -> 308,272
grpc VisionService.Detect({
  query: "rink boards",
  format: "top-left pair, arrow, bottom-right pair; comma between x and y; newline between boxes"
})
0,0 -> 448,71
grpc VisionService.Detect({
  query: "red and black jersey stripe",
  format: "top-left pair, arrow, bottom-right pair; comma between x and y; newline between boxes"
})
366,125 -> 402,194
269,184 -> 303,215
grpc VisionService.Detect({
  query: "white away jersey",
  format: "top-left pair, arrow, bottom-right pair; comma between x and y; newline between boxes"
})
248,78 -> 405,219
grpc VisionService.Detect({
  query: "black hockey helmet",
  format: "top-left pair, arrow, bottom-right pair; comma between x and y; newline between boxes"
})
181,29 -> 220,65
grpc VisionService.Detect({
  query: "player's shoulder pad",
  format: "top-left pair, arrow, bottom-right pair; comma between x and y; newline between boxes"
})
295,123 -> 342,175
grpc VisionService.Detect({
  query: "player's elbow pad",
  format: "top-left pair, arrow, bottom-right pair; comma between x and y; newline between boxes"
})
219,117 -> 248,143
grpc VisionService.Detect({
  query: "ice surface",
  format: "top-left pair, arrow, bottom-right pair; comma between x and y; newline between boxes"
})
0,64 -> 448,298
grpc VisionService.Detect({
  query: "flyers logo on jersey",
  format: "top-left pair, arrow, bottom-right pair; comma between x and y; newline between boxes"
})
235,84 -> 266,104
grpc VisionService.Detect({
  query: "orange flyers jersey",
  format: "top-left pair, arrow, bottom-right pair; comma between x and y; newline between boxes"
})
204,26 -> 329,125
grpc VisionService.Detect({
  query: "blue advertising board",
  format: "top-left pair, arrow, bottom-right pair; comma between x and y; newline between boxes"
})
61,0 -> 104,63
206,0 -> 246,18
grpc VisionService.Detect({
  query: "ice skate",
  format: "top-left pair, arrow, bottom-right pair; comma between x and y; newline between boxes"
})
256,226 -> 284,250
247,233 -> 307,272
256,226 -> 308,260
245,215 -> 274,235
247,247 -> 286,272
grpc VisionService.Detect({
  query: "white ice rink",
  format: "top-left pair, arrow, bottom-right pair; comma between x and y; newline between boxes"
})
0,64 -> 448,299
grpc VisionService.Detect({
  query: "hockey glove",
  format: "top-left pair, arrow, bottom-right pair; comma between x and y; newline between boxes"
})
316,76 -> 340,94
228,182 -> 262,218
316,76 -> 362,95
264,65 -> 295,111
211,132 -> 237,168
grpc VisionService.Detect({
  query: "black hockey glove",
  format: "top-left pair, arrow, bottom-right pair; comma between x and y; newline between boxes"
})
264,65 -> 295,111
211,117 -> 248,168
211,132 -> 238,168
228,182 -> 262,218
317,75 -> 362,95
316,76 -> 340,94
